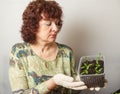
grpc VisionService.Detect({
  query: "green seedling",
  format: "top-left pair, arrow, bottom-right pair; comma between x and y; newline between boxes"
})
112,89 -> 120,94
112,93 -> 120,94
95,53 -> 103,74
81,57 -> 92,75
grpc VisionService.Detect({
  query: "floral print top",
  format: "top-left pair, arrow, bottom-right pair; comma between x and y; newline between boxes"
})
9,42 -> 78,94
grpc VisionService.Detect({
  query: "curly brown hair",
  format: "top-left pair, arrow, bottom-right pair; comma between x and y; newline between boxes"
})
20,0 -> 63,44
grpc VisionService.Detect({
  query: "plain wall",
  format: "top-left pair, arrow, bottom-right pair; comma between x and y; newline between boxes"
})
0,0 -> 120,94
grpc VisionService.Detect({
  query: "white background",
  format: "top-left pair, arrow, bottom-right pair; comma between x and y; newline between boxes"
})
0,0 -> 120,94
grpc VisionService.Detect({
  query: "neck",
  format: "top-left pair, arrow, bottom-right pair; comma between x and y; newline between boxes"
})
31,41 -> 56,53
30,42 -> 58,61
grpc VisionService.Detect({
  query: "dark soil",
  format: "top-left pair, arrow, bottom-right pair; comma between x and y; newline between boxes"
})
80,60 -> 104,74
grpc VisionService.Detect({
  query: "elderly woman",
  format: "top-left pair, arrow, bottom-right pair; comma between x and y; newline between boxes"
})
9,0 -> 87,94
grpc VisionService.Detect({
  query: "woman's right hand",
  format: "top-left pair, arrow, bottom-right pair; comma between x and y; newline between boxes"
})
52,74 -> 87,90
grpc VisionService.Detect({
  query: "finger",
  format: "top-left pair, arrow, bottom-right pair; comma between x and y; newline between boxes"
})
103,83 -> 107,88
89,87 -> 101,91
63,81 -> 85,87
95,87 -> 101,91
103,79 -> 108,88
89,87 -> 94,91
75,75 -> 81,81
71,85 -> 87,90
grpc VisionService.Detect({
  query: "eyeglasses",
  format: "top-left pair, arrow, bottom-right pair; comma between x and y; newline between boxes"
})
40,19 -> 62,29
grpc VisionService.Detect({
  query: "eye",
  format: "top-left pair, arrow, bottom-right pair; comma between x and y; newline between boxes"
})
56,21 -> 62,27
45,21 -> 52,26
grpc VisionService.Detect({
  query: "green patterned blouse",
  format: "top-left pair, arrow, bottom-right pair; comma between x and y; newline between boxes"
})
9,42 -> 78,94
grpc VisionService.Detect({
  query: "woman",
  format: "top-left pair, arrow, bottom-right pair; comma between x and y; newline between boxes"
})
9,0 -> 87,94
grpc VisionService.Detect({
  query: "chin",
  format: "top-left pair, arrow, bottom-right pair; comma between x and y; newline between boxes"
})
47,40 -> 56,43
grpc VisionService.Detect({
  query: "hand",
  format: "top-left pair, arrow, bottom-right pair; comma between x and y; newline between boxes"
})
76,75 -> 101,91
89,79 -> 108,91
53,74 -> 87,90
76,74 -> 107,91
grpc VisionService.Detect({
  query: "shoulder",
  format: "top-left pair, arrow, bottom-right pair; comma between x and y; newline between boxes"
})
57,43 -> 73,52
11,42 -> 28,51
10,42 -> 29,57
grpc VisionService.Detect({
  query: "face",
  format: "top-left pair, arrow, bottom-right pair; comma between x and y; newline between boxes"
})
36,16 -> 62,43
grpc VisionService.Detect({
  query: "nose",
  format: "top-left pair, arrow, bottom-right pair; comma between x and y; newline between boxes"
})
51,23 -> 59,33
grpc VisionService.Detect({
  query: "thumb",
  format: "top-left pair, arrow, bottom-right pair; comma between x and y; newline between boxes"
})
75,74 -> 81,81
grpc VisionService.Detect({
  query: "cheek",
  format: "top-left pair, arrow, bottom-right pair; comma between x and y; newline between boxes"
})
39,26 -> 50,33
37,30 -> 49,38
37,26 -> 51,38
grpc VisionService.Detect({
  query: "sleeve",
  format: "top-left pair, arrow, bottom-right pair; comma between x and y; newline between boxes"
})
70,49 -> 78,81
9,45 -> 50,94
70,50 -> 82,94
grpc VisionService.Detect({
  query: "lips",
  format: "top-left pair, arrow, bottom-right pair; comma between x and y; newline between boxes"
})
50,34 -> 57,38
